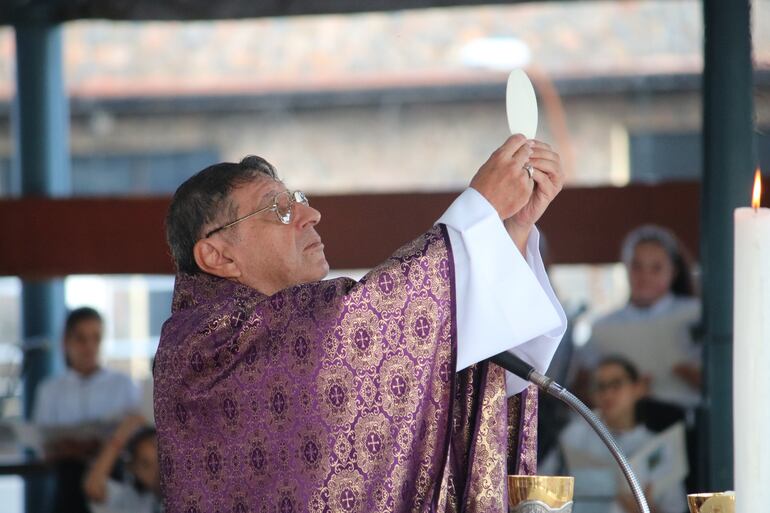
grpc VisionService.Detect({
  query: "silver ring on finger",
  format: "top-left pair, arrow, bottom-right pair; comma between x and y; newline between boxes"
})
524,163 -> 534,179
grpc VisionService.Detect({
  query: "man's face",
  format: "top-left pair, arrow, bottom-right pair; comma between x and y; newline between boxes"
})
64,318 -> 102,375
219,177 -> 329,294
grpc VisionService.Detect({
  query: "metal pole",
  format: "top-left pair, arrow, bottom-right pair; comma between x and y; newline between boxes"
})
700,0 -> 755,491
13,22 -> 71,513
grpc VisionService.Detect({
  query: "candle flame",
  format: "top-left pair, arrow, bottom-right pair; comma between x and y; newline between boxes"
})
752,169 -> 762,209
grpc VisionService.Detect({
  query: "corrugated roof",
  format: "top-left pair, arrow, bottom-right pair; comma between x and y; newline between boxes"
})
0,1 -> 768,100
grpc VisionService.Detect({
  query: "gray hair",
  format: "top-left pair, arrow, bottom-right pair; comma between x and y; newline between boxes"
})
165,155 -> 278,274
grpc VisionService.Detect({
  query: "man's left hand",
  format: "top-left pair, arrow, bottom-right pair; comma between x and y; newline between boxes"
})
505,140 -> 564,230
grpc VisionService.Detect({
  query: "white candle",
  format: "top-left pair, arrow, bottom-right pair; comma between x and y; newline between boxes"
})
734,171 -> 770,513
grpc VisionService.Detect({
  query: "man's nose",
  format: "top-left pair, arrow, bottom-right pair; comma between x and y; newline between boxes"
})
295,202 -> 321,228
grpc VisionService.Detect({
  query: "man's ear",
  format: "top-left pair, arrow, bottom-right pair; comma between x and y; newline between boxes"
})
193,239 -> 241,279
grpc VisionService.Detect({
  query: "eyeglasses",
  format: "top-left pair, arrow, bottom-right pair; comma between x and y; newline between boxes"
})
204,190 -> 309,238
593,377 -> 632,394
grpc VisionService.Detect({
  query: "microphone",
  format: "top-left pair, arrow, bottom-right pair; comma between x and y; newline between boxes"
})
490,351 -> 651,513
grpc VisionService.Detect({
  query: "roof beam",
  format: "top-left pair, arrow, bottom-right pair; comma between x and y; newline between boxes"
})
3,0 -> 537,24
0,182 -> 699,277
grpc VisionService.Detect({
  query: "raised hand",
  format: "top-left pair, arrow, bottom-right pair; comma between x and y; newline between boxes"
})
505,140 -> 564,230
470,134 -> 535,220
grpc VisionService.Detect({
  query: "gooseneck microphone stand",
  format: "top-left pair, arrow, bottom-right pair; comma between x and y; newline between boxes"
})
490,351 -> 651,513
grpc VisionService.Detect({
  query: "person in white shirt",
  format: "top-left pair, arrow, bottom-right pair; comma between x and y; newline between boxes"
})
84,415 -> 161,513
33,307 -> 140,513
541,356 -> 687,513
579,225 -> 701,410
34,308 -> 140,428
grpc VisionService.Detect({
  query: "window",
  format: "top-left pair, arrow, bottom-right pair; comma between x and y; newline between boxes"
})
630,130 -> 770,182
0,149 -> 218,196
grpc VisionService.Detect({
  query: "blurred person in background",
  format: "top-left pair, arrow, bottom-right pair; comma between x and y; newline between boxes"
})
541,356 -> 687,513
577,225 -> 701,412
574,224 -> 701,490
84,415 -> 161,513
33,307 -> 140,513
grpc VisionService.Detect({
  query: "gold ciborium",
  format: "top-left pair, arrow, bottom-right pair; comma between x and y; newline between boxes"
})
507,475 -> 574,513
687,492 -> 735,513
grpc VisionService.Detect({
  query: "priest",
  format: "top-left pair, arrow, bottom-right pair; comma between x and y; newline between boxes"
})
154,133 -> 567,513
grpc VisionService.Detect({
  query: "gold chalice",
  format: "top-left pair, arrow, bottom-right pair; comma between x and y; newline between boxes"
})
507,475 -> 574,513
687,492 -> 735,513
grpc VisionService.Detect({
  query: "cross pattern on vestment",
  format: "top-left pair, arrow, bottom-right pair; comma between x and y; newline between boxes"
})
280,497 -> 294,513
272,392 -> 286,413
231,310 -> 245,328
207,452 -> 221,474
439,362 -> 451,382
439,259 -> 450,279
340,489 -> 356,510
366,432 -> 382,453
295,336 -> 308,357
379,273 -> 395,293
271,295 -> 285,310
251,448 -> 265,469
329,384 -> 346,407
415,317 -> 431,338
304,441 -> 319,463
390,375 -> 407,397
354,329 -> 371,350
223,398 -> 237,419
190,352 -> 204,372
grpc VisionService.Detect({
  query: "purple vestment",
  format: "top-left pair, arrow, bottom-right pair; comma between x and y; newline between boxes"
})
154,225 -> 537,513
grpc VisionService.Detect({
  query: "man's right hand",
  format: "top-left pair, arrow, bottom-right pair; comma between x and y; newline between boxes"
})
470,134 -> 534,219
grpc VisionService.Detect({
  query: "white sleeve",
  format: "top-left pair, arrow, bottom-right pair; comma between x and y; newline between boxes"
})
436,188 -> 567,396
